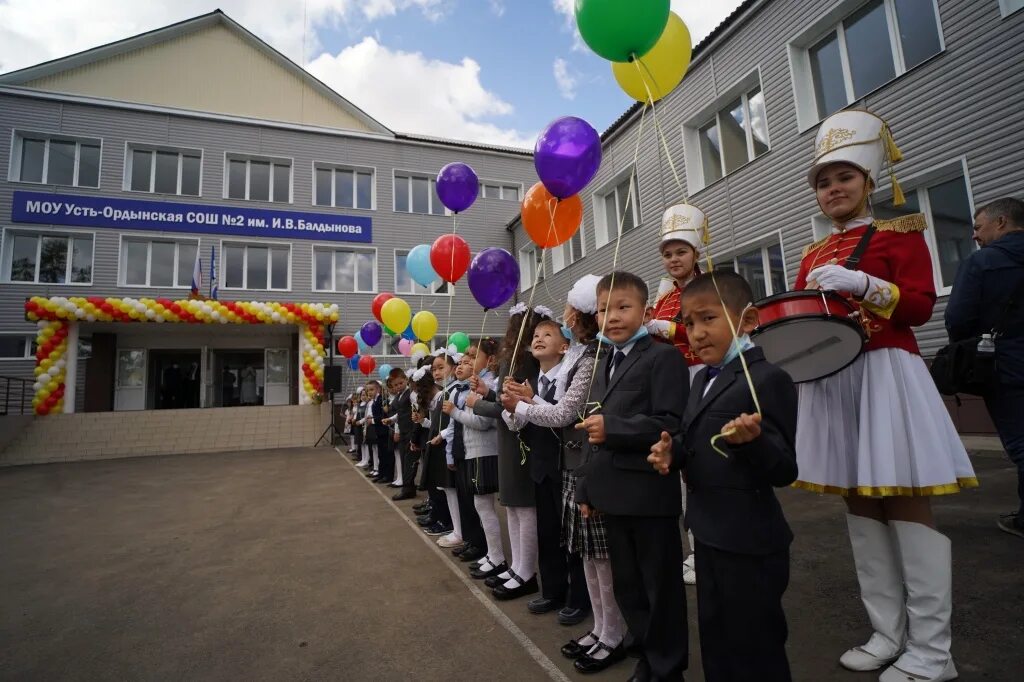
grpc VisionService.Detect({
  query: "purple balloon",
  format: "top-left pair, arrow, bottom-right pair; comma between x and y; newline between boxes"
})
534,116 -> 602,199
468,248 -> 520,310
436,162 -> 479,213
360,320 -> 382,347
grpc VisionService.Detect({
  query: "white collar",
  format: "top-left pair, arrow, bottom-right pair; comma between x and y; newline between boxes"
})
616,340 -> 638,356
832,215 -> 873,234
538,362 -> 562,382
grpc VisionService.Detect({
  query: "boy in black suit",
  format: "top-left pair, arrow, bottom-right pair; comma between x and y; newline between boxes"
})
575,271 -> 690,682
649,270 -> 798,682
388,368 -> 418,501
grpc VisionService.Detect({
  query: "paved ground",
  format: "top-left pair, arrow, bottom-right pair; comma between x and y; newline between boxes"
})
1,446 -> 1021,681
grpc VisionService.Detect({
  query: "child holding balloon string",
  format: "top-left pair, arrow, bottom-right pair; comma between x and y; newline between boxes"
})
423,351 -> 467,548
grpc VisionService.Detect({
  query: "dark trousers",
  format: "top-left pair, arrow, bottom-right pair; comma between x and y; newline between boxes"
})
535,474 -> 589,609
377,436 -> 395,480
455,461 -> 485,548
984,385 -> 1024,514
694,540 -> 791,682
400,440 -> 420,494
428,487 -> 451,527
604,514 -> 688,682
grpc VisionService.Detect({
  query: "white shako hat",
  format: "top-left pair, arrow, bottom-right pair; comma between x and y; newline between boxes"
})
659,203 -> 706,250
806,109 -> 905,202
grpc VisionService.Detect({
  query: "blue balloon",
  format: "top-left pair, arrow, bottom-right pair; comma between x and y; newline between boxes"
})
378,363 -> 393,380
401,324 -> 416,340
355,330 -> 370,352
348,355 -> 361,370
407,244 -> 439,288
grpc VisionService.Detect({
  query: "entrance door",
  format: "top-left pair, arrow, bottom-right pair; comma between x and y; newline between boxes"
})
114,349 -> 146,411
265,348 -> 290,406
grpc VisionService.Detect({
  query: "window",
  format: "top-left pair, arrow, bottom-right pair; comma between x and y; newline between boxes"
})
127,146 -> 201,196
719,240 -> 787,302
394,250 -> 450,295
394,172 -> 447,215
11,134 -> 100,187
552,228 -> 584,273
314,247 -> 376,292
793,0 -> 943,125
519,245 -> 544,290
222,243 -> 290,290
875,168 -> 975,292
227,156 -> 290,203
594,170 -> 640,248
1000,0 -> 1024,17
695,86 -> 770,187
0,335 -> 36,359
120,237 -> 197,287
314,165 -> 374,209
2,230 -> 93,284
481,182 -> 521,201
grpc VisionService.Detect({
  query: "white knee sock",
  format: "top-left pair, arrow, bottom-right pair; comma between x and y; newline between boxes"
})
505,507 -> 521,579
473,493 -> 506,565
359,445 -> 370,466
392,451 -> 403,485
516,506 -> 538,582
594,558 -> 624,647
444,487 -> 462,539
583,558 -> 606,642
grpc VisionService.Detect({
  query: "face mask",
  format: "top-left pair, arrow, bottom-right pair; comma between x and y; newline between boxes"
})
597,325 -> 649,350
718,334 -> 754,368
560,323 -> 574,341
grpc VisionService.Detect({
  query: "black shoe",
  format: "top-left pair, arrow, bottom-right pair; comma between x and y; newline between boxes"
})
424,522 -> 452,536
492,574 -> 539,601
574,642 -> 627,673
558,606 -> 590,626
388,482 -> 402,488
370,474 -> 384,482
451,543 -> 473,557
392,490 -> 416,501
416,515 -> 435,527
527,597 -> 559,614
470,560 -> 508,579
998,512 -> 1024,538
459,545 -> 486,562
412,502 -> 431,513
560,631 -> 597,659
484,571 -> 513,589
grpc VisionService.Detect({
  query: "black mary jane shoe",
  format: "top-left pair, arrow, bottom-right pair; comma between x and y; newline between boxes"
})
458,545 -> 486,562
560,631 -> 597,659
484,572 -> 512,589
491,573 -> 539,601
469,560 -> 508,580
573,642 -> 627,674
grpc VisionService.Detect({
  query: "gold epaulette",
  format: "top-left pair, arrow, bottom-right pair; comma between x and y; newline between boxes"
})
802,234 -> 832,258
875,213 -> 928,233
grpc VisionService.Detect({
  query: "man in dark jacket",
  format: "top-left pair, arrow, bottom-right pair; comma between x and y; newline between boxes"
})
945,197 -> 1024,538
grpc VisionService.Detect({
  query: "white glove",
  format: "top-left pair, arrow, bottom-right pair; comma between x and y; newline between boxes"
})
645,319 -> 674,339
807,264 -> 868,297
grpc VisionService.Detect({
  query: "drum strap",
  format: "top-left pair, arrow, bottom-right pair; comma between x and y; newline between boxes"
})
843,224 -> 877,271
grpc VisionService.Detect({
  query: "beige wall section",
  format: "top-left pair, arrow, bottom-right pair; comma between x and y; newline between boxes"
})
23,23 -> 374,132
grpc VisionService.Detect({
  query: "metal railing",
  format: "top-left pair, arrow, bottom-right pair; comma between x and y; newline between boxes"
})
0,376 -> 32,416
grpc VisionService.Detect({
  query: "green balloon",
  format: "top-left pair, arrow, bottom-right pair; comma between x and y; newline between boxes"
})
448,332 -> 471,353
383,326 -> 397,336
575,0 -> 670,63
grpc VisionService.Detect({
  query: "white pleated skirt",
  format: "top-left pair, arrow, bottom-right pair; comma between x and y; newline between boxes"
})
795,347 -> 978,497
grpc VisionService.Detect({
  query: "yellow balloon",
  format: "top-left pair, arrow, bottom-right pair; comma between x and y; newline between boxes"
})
411,342 -> 430,358
612,12 -> 691,103
411,310 -> 439,342
380,297 -> 412,335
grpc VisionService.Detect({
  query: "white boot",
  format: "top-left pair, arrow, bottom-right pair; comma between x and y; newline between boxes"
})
839,515 -> 907,671
879,521 -> 957,682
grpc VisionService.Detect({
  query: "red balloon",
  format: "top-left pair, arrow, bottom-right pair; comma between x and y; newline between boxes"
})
358,355 -> 376,376
371,293 -> 394,323
430,234 -> 471,283
338,335 -> 359,358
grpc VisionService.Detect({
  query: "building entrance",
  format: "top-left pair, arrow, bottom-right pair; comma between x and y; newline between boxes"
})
148,350 -> 201,410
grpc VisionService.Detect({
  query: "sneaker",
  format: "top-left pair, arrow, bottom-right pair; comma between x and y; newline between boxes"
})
682,554 -> 697,585
997,512 -> 1024,538
438,533 -> 464,548
424,522 -> 452,536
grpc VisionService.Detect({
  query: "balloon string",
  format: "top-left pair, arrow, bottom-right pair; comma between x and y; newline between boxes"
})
633,57 -> 686,198
444,211 -> 459,351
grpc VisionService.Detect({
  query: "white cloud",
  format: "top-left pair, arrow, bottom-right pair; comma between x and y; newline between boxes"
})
307,37 -> 535,148
553,58 -> 577,100
488,0 -> 506,18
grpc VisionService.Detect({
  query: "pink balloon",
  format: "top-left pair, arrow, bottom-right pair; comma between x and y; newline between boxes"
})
398,338 -> 413,356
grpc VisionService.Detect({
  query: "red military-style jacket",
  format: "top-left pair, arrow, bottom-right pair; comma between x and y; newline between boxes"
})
795,214 -> 936,355
651,282 -> 703,366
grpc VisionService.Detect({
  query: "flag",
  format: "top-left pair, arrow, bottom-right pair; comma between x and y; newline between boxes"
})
189,249 -> 202,299
210,245 -> 219,300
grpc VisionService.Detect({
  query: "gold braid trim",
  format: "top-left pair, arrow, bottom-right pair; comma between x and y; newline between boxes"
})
874,213 -> 927,233
802,234 -> 832,258
792,477 -> 979,498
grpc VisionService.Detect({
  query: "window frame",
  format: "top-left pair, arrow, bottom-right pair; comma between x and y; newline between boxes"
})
786,0 -> 945,132
117,233 -> 200,289
224,152 -> 293,204
1,227 -> 96,285
311,244 -> 378,293
219,240 -> 293,292
392,169 -> 451,216
0,333 -> 37,361
718,232 -> 789,300
592,166 -> 641,249
122,142 -> 204,196
313,162 -> 376,210
1000,0 -> 1024,17
393,249 -> 452,296
479,179 -> 524,202
519,243 -> 545,290
7,130 -> 103,188
551,226 -> 586,274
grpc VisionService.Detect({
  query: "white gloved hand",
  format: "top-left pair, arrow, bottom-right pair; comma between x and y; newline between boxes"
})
645,319 -> 673,338
807,264 -> 868,297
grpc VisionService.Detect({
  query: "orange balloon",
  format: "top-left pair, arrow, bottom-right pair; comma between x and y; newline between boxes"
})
521,182 -> 583,248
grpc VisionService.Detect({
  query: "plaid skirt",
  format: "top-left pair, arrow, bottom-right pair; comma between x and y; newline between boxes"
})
560,469 -> 608,560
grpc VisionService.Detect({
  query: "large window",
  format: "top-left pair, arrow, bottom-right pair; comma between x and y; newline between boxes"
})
127,146 -> 201,196
11,134 -> 100,188
875,166 -> 975,293
719,239 -> 787,302
2,230 -> 93,284
226,156 -> 290,203
552,228 -> 584,273
0,334 -> 36,360
594,171 -> 640,248
223,243 -> 290,290
1000,0 -> 1024,17
696,86 -> 770,187
120,237 -> 197,288
394,250 -> 450,295
315,165 -> 374,209
519,244 -> 544,290
795,0 -> 943,124
480,182 -> 521,201
394,172 -> 447,215
314,247 -> 376,292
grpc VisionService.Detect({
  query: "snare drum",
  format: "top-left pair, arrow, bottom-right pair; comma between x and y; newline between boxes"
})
751,290 -> 865,383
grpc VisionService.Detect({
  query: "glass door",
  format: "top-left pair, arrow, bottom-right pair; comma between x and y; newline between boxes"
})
114,349 -> 146,411
265,348 -> 290,405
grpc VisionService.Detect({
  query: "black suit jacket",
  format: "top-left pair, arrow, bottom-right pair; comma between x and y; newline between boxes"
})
523,371 -> 562,484
574,335 -> 688,517
675,347 -> 798,555
392,388 -> 415,443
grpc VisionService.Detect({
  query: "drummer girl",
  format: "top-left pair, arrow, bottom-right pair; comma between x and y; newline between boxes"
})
794,109 -> 976,682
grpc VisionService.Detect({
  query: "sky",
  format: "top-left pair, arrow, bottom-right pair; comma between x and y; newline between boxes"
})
0,0 -> 744,149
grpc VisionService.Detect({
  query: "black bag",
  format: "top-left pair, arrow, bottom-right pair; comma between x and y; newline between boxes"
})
930,265 -> 1024,396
